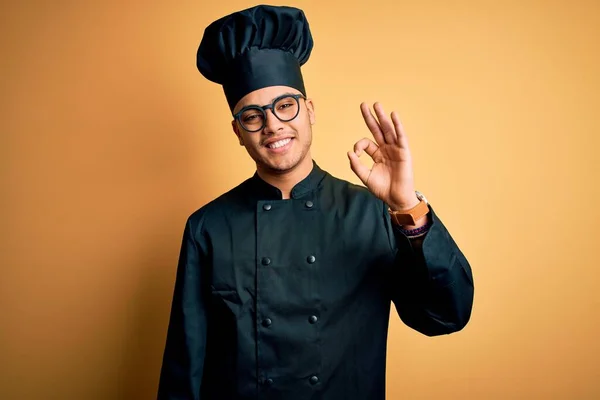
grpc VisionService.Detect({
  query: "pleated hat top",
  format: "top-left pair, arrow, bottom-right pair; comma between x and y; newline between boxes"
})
196,5 -> 314,112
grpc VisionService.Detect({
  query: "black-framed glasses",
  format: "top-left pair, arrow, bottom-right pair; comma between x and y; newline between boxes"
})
233,94 -> 306,132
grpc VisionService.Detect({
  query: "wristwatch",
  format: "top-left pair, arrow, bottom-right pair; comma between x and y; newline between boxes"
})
388,191 -> 430,226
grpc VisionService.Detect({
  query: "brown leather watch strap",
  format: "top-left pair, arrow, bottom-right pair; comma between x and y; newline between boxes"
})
389,199 -> 430,226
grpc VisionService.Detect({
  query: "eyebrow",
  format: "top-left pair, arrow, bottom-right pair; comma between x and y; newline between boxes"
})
237,91 -> 298,111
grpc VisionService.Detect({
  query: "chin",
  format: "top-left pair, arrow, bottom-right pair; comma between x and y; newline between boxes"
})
266,160 -> 300,173
261,154 -> 304,174
249,141 -> 311,174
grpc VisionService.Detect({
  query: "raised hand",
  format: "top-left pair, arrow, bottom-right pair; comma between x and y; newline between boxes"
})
347,102 -> 419,211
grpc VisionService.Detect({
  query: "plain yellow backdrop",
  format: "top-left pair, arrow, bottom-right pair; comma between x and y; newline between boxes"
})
1,1 -> 599,399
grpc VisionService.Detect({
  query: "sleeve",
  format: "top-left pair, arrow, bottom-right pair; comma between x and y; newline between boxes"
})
157,217 -> 208,399
385,203 -> 474,336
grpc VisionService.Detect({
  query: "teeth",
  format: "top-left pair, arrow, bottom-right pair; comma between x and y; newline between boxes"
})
267,138 -> 291,149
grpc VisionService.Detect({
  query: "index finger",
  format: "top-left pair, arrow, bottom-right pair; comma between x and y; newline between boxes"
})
360,102 -> 386,146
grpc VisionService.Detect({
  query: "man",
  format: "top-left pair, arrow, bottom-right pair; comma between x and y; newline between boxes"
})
158,5 -> 474,400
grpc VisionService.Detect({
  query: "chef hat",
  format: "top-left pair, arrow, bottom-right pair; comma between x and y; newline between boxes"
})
196,5 -> 314,112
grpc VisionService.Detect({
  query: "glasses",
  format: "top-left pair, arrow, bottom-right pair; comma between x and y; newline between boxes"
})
233,94 -> 306,132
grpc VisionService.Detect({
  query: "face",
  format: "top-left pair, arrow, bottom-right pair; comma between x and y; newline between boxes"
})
231,85 -> 316,175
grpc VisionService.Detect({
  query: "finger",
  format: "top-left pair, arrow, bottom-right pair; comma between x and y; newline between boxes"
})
347,151 -> 371,186
391,111 -> 409,149
353,137 -> 379,158
360,102 -> 385,146
373,103 -> 398,144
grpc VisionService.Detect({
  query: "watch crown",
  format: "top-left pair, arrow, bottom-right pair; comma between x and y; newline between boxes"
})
415,190 -> 428,204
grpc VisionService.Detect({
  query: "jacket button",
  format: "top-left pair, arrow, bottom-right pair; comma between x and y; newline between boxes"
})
262,257 -> 271,266
262,318 -> 272,327
309,375 -> 319,385
307,255 -> 316,264
264,378 -> 273,386
309,315 -> 318,324
305,200 -> 314,208
263,204 -> 272,211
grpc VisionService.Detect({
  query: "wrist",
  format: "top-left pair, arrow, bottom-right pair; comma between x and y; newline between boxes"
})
388,194 -> 420,212
388,190 -> 430,227
398,214 -> 430,230
400,216 -> 432,240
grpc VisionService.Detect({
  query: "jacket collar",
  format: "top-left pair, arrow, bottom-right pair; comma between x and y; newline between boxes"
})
245,160 -> 327,200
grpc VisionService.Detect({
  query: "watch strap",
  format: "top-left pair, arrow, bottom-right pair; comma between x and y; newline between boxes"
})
389,198 -> 430,226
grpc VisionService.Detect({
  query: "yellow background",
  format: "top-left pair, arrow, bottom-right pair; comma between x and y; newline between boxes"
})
1,1 -> 599,399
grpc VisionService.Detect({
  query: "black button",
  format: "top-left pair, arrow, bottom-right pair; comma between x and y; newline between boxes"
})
309,375 -> 319,385
262,318 -> 272,327
309,315 -> 318,324
305,200 -> 314,208
262,257 -> 271,266
264,378 -> 273,386
307,255 -> 316,264
263,204 -> 272,211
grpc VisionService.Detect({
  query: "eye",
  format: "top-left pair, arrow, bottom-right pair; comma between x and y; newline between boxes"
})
277,102 -> 293,110
242,112 -> 263,123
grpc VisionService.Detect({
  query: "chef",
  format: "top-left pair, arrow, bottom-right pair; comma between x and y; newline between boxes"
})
157,5 -> 474,399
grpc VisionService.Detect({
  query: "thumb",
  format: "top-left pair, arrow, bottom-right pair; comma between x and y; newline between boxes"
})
347,151 -> 371,186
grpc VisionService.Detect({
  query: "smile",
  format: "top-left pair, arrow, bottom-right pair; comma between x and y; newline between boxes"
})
266,138 -> 292,149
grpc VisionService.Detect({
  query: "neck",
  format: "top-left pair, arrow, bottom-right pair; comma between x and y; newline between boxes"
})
256,154 -> 313,199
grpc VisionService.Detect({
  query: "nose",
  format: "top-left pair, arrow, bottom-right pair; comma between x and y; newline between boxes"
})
263,108 -> 284,134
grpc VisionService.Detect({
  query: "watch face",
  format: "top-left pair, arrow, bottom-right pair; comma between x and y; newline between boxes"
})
415,190 -> 428,204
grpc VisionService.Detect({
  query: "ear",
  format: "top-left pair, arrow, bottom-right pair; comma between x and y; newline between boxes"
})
232,120 -> 244,146
305,98 -> 316,125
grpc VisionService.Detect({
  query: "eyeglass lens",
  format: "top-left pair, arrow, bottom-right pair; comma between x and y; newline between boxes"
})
239,96 -> 300,132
